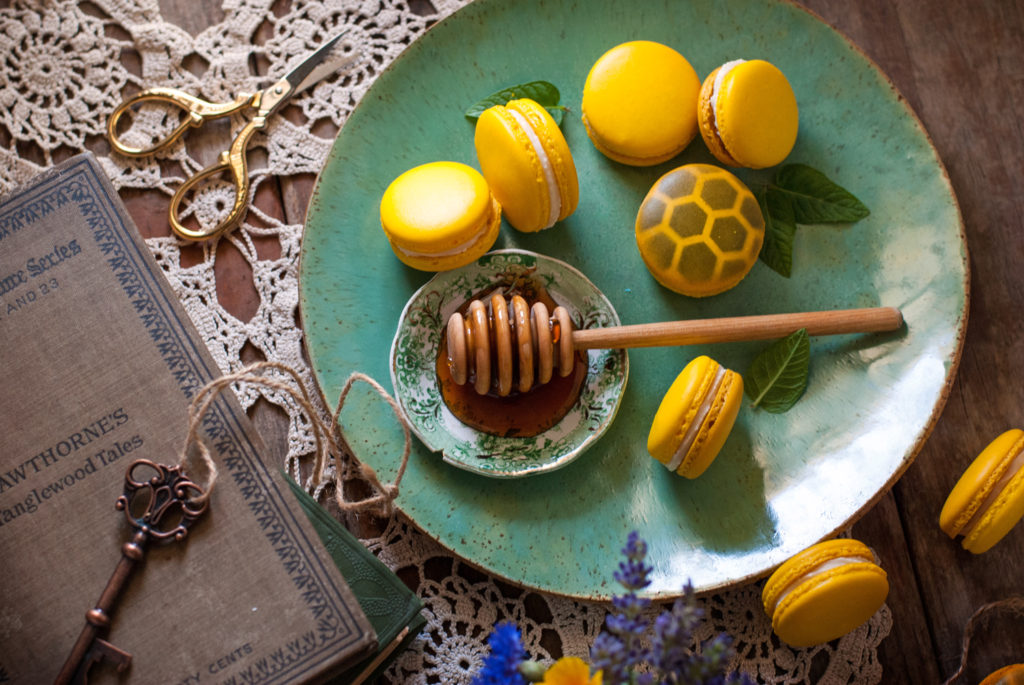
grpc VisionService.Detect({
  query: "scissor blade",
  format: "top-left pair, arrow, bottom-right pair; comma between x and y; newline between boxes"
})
283,32 -> 356,96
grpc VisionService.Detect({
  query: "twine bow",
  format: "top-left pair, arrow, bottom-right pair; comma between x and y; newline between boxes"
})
178,361 -> 411,516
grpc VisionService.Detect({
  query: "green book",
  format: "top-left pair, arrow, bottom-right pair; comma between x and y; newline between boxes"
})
286,477 -> 426,684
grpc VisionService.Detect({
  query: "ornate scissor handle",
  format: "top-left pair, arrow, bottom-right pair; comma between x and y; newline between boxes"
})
167,112 -> 268,241
107,87 -> 254,157
117,459 -> 208,542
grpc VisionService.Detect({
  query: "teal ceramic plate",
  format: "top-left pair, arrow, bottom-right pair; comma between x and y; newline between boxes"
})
390,249 -> 627,478
299,0 -> 967,599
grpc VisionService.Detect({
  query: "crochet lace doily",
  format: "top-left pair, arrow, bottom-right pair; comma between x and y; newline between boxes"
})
0,0 -> 891,682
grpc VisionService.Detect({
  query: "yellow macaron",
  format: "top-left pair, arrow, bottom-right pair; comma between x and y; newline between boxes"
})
940,429 -> 1024,554
581,40 -> 701,166
380,161 -> 501,271
647,355 -> 743,479
474,98 -> 579,233
635,163 -> 765,297
762,538 -> 889,648
697,59 -> 798,169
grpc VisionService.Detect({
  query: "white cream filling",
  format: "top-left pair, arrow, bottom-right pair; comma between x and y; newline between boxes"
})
507,108 -> 560,229
770,555 -> 873,612
391,204 -> 494,258
710,59 -> 747,128
665,366 -> 726,472
962,448 -> 1024,537
393,241 -> 474,258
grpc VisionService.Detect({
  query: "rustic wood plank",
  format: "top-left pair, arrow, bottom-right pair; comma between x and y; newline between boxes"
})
852,490 -> 942,684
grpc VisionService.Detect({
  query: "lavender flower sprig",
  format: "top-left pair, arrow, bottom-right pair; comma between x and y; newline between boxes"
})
593,533 -> 752,685
649,585 -> 751,685
471,532 -> 752,685
591,531 -> 653,683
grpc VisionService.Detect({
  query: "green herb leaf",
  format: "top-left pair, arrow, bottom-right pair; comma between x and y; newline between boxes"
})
744,328 -> 811,413
543,105 -> 566,126
465,81 -> 565,125
771,164 -> 870,224
758,187 -> 797,278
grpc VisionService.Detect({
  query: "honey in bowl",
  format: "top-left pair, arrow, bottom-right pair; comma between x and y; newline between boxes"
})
389,248 -> 628,477
435,274 -> 587,438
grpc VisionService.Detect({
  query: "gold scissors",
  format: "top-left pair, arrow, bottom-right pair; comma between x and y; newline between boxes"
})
107,32 -> 353,241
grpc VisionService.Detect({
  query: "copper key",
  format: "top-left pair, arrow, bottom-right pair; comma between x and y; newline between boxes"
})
54,459 -> 208,685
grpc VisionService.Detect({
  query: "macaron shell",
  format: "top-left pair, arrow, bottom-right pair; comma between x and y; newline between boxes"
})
475,105 -> 550,232
962,466 -> 1024,554
761,538 -> 875,612
381,161 -> 492,250
681,369 -> 742,478
507,99 -> 579,221
581,40 -> 700,166
388,196 -> 501,271
771,561 -> 889,647
940,429 -> 1024,544
647,356 -> 741,479
708,60 -> 798,169
697,67 -> 741,168
647,356 -> 719,466
380,161 -> 501,271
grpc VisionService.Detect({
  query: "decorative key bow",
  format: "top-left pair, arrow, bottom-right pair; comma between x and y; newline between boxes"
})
54,459 -> 209,685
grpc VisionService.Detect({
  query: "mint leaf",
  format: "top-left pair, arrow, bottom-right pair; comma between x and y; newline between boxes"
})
771,164 -> 870,224
465,81 -> 565,125
543,105 -> 566,126
744,328 -> 810,413
758,187 -> 797,278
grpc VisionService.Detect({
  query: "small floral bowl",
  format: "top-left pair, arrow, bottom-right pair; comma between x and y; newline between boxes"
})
390,249 -> 629,478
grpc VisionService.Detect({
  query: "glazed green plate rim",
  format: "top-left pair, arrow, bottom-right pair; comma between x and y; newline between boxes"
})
299,0 -> 967,600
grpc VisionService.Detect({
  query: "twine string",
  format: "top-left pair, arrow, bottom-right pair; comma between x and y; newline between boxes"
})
178,361 -> 411,516
329,370 -> 412,514
941,595 -> 1024,685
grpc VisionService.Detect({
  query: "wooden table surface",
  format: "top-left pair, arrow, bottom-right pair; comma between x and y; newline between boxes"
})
128,1 -> 1023,682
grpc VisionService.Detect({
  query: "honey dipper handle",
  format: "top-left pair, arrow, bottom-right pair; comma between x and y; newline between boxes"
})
570,306 -> 904,349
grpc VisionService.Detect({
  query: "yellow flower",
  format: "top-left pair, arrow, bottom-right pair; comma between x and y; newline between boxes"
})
539,657 -> 602,685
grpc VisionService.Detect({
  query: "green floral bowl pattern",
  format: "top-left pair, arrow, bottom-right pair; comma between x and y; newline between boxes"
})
390,249 -> 628,478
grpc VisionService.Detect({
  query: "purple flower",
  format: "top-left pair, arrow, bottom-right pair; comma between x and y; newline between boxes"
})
473,533 -> 750,685
614,531 -> 653,591
590,632 -> 631,684
646,585 -> 751,685
600,533 -> 749,685
472,621 -> 527,685
590,532 -> 655,681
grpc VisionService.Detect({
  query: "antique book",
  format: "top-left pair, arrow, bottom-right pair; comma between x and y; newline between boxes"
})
285,478 -> 426,684
0,153 -> 377,683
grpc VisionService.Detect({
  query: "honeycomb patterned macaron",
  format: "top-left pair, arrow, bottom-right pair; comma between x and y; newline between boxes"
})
635,163 -> 765,297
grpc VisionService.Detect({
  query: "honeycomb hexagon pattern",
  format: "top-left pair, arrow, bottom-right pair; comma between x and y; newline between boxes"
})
635,163 -> 765,297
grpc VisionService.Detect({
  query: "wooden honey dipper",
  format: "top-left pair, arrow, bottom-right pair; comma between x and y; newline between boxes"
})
445,293 -> 904,396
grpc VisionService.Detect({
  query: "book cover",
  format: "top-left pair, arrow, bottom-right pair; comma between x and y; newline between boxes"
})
0,153 -> 376,683
284,477 -> 426,684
